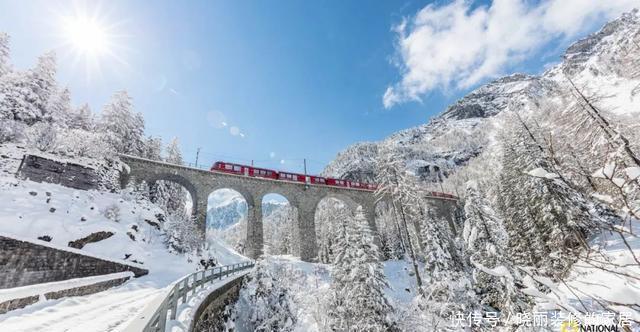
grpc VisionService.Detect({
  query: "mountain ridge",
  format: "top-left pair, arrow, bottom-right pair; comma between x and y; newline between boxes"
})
323,9 -> 640,185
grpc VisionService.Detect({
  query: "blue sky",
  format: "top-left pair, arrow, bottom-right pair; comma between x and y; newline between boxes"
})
0,0 -> 633,175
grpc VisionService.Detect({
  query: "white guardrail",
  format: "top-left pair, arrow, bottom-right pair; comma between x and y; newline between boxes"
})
142,261 -> 255,332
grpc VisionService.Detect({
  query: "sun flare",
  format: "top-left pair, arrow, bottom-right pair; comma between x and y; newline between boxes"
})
63,16 -> 109,56
56,5 -> 128,80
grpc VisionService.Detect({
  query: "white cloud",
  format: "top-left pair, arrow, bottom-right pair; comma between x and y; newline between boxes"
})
269,152 -> 276,159
383,0 -> 638,108
280,159 -> 285,164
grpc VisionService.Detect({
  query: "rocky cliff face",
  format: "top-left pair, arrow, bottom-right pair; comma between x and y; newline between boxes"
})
323,10 -> 640,185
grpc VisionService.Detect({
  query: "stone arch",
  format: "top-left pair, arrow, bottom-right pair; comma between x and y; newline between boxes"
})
312,193 -> 358,214
256,186 -> 299,208
206,185 -> 255,209
312,193 -> 382,261
206,188 -> 250,255
261,193 -> 299,257
205,184 -> 262,260
145,172 -> 199,215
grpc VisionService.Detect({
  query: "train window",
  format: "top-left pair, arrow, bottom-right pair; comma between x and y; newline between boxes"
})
225,164 -> 232,170
233,165 -> 241,172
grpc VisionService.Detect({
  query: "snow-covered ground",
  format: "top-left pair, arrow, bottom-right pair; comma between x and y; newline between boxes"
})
540,219 -> 640,322
0,144 -> 248,332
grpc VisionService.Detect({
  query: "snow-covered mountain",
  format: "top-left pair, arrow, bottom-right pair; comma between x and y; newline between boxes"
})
323,10 -> 640,184
207,195 -> 286,229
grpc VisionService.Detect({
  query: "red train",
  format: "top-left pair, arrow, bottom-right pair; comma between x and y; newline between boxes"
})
211,161 -> 378,191
210,161 -> 455,199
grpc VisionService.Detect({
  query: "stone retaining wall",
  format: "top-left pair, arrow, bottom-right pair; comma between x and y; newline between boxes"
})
0,235 -> 147,289
0,275 -> 131,314
191,276 -> 245,331
17,154 -> 98,190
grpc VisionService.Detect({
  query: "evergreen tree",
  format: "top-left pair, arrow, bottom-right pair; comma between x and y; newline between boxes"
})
414,198 -> 478,330
143,136 -> 162,160
374,144 -> 424,290
0,70 -> 42,124
329,207 -> 396,332
497,118 -> 593,278
161,137 -> 187,215
45,87 -> 72,125
0,32 -> 10,78
30,51 -> 58,121
232,261 -> 296,332
463,181 -> 530,317
68,103 -> 93,131
99,91 -> 145,155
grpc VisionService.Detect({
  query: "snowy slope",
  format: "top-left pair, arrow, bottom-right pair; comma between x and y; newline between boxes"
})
0,143 -> 249,331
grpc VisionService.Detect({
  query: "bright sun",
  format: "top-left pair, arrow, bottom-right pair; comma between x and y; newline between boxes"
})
63,15 -> 109,56
57,6 -> 126,80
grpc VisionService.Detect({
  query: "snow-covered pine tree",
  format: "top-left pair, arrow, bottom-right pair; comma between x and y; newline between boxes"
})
0,32 -> 10,78
142,136 -> 162,160
161,137 -> 187,215
45,87 -> 72,125
98,91 -> 145,155
231,261 -> 296,332
315,198 -> 352,263
411,197 -> 478,330
329,207 -> 396,332
164,214 -> 201,253
68,103 -> 94,131
374,144 -> 423,289
0,68 -> 40,124
462,181 -> 530,317
497,116 -> 593,279
30,51 -> 58,122
376,203 -> 405,260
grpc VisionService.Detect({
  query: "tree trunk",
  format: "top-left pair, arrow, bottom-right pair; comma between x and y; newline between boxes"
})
393,200 -> 424,294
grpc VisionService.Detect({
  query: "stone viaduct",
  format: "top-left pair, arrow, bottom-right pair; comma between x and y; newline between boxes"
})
118,154 -> 458,262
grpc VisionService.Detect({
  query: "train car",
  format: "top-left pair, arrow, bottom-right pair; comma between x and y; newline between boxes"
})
278,172 -> 328,186
211,162 -> 278,179
279,171 -> 306,183
349,181 -> 368,190
211,161 -> 245,175
326,178 -> 349,188
310,176 -> 327,185
249,167 -> 278,179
